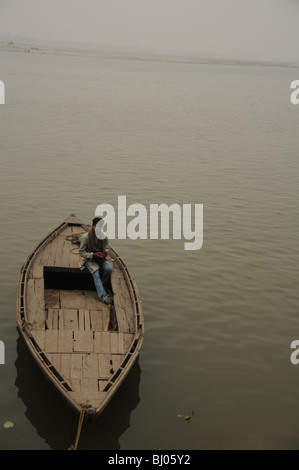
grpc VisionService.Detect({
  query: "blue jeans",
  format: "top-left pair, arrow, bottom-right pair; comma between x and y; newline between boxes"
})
86,262 -> 113,302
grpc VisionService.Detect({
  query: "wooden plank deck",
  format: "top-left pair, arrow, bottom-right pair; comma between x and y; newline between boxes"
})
26,278 -> 45,329
31,325 -> 134,394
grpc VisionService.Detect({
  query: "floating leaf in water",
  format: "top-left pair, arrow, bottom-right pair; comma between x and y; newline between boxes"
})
3,421 -> 14,429
177,410 -> 195,422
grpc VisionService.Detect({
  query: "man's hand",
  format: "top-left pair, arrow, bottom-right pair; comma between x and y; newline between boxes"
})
92,252 -> 104,261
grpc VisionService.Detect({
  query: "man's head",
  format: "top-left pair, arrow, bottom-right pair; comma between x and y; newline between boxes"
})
92,216 -> 103,228
92,217 -> 106,239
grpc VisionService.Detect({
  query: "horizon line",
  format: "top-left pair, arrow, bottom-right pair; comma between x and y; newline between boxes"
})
1,36 -> 299,69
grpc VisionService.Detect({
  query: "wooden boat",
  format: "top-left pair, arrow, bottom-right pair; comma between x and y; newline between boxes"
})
16,214 -> 144,419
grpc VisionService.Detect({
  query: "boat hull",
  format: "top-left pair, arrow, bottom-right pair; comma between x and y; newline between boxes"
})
16,215 -> 144,418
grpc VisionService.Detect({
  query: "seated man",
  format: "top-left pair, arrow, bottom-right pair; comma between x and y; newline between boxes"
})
79,216 -> 113,305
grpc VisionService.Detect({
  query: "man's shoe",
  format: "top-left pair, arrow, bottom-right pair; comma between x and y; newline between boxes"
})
103,296 -> 113,305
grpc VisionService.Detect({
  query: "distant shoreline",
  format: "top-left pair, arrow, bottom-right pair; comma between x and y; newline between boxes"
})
1,41 -> 299,69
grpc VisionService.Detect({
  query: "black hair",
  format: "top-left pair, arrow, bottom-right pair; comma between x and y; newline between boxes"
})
92,217 -> 103,227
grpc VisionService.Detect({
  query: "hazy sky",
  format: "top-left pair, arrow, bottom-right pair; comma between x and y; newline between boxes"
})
0,0 -> 298,61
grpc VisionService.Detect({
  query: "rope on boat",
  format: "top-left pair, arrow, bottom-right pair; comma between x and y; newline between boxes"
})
68,403 -> 90,450
21,319 -> 32,331
65,233 -> 85,245
64,232 -> 84,256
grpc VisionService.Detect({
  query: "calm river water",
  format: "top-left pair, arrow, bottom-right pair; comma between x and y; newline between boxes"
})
0,50 -> 299,450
